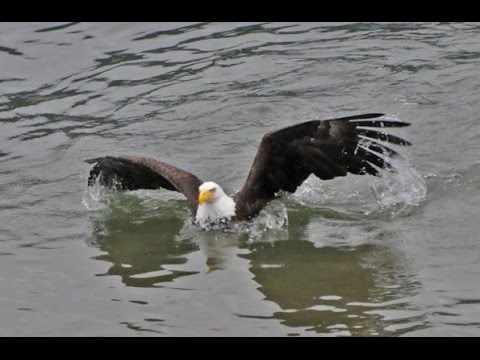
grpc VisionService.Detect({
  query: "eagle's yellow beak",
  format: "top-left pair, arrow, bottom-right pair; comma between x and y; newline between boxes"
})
198,190 -> 215,205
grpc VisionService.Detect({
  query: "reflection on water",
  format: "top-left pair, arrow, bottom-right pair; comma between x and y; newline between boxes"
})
87,192 -> 427,336
242,241 -> 426,336
88,194 -> 200,287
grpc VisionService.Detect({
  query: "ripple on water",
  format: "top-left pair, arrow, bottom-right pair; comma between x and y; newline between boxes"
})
3,22 -> 473,336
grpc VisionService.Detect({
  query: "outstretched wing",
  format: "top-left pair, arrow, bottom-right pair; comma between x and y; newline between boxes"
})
86,156 -> 203,215
233,113 -> 411,220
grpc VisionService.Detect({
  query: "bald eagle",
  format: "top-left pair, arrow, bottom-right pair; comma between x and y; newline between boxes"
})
86,113 -> 410,226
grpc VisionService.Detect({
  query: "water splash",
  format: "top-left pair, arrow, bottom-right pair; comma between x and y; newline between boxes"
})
244,201 -> 289,242
369,157 -> 426,218
251,200 -> 288,228
195,201 -> 289,239
292,157 -> 426,220
82,173 -> 111,211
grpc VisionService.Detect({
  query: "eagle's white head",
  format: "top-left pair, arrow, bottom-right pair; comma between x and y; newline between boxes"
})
195,181 -> 236,226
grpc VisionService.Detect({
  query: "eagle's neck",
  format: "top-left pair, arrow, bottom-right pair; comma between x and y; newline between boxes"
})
195,194 -> 236,226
